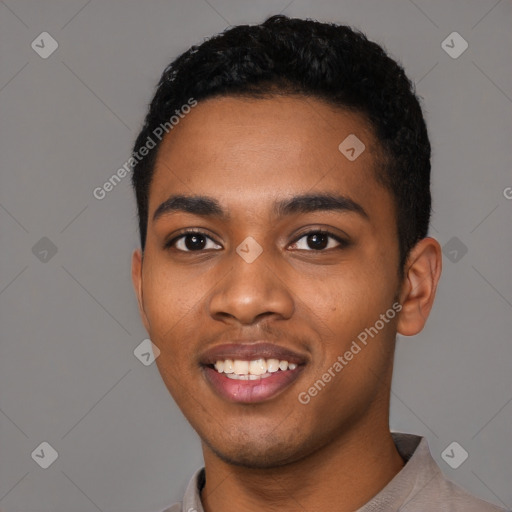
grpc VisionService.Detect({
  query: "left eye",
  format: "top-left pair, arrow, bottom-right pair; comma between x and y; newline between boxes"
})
290,231 -> 345,251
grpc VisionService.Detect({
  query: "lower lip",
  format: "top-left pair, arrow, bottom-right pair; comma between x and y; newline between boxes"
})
203,365 -> 303,403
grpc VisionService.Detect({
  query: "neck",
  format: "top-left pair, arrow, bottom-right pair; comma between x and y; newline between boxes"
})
200,421 -> 404,512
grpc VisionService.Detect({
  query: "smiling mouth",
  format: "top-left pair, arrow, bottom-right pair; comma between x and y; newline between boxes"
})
199,342 -> 307,403
202,357 -> 305,403
209,358 -> 298,380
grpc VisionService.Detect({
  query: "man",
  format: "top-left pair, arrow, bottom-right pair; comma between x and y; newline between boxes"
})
130,15 -> 506,512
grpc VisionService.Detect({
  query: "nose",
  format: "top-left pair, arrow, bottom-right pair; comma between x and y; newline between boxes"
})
208,248 -> 295,325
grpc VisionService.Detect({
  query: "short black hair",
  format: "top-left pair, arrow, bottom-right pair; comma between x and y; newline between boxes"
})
131,14 -> 431,270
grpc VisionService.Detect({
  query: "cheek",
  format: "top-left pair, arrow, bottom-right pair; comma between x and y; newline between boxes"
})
302,266 -> 376,325
142,256 -> 205,332
145,263 -> 204,395
304,259 -> 398,361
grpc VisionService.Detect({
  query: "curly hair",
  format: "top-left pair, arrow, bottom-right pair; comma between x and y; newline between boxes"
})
131,14 -> 431,270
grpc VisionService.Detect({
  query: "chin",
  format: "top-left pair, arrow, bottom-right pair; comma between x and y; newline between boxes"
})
201,426 -> 313,469
209,442 -> 301,469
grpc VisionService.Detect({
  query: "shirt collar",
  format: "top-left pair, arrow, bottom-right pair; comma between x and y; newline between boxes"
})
179,432 -> 438,512
356,432 -> 441,511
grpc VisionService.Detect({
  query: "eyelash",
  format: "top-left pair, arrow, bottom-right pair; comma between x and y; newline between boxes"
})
164,229 -> 349,252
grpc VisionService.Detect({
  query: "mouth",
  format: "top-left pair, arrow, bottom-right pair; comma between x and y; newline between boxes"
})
200,343 -> 307,404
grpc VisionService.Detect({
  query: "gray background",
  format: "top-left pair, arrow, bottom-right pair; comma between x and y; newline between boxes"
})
0,0 -> 511,511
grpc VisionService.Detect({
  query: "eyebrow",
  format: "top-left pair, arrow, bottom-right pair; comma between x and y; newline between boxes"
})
152,193 -> 369,222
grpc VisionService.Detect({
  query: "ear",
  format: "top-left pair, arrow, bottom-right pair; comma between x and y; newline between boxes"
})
131,249 -> 151,333
397,237 -> 442,336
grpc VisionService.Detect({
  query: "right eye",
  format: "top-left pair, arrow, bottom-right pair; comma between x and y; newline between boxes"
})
165,230 -> 223,252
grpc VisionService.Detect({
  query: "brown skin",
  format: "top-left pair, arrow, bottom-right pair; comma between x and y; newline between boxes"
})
131,96 -> 442,512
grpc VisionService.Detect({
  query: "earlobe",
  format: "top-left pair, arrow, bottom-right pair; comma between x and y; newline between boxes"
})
397,237 -> 442,336
131,249 -> 150,332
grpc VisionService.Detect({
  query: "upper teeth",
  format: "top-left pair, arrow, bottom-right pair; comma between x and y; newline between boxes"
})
214,358 -> 297,375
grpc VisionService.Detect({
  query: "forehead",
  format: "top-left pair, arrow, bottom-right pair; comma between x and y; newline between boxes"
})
148,95 -> 390,220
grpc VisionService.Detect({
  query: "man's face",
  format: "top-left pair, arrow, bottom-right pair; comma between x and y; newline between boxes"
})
133,95 -> 403,468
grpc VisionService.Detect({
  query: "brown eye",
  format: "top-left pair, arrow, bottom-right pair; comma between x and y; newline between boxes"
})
290,230 -> 347,251
166,231 -> 222,252
305,232 -> 329,250
182,233 -> 207,250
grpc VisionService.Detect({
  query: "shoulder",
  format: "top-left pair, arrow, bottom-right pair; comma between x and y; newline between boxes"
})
157,466 -> 205,512
159,503 -> 182,512
379,434 -> 508,512
405,471 -> 508,511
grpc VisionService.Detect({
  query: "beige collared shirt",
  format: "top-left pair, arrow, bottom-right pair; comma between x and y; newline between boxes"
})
160,432 -> 508,512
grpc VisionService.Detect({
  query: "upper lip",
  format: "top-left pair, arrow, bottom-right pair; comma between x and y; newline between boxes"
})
200,342 -> 307,366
